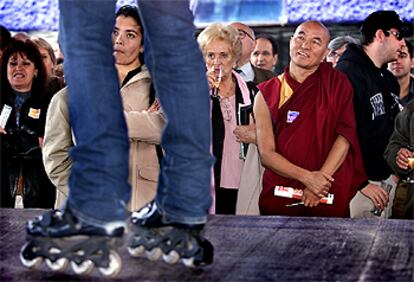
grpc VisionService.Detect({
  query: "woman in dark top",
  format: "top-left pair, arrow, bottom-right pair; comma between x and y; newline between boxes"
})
0,39 -> 56,208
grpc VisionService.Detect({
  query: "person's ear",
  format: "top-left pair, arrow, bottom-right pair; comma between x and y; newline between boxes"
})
321,48 -> 329,62
376,29 -> 387,43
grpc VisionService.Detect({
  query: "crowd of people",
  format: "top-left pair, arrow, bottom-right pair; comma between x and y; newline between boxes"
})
1,8 -> 413,220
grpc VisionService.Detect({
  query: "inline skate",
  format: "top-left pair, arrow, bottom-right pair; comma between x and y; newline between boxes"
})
20,206 -> 125,277
128,201 -> 214,267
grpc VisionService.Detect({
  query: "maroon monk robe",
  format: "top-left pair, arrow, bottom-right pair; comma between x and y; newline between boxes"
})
257,62 -> 367,217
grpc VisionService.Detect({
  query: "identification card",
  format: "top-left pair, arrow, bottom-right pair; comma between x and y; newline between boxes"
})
28,108 -> 41,119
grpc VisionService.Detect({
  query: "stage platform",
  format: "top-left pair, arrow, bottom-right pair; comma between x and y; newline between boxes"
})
1,208 -> 413,281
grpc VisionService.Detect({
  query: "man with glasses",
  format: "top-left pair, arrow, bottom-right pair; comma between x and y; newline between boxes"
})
230,22 -> 275,84
336,10 -> 410,218
229,23 -> 275,216
230,22 -> 274,147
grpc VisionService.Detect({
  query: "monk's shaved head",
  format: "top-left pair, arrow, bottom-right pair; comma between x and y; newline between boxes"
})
295,21 -> 330,46
289,20 -> 331,73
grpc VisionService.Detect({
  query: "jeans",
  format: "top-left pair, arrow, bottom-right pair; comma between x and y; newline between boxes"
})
59,0 -> 130,223
59,0 -> 213,225
138,0 -> 214,225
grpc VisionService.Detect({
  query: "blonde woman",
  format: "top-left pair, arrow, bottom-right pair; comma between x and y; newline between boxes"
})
198,24 -> 256,214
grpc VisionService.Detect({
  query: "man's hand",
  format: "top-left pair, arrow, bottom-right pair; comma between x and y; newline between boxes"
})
233,123 -> 257,144
302,188 -> 320,207
361,183 -> 389,210
0,127 -> 7,134
301,171 -> 333,198
395,148 -> 414,170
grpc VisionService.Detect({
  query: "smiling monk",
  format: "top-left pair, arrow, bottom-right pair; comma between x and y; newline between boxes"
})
254,21 -> 367,217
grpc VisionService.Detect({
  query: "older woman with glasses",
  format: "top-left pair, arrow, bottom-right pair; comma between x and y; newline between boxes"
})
198,23 -> 256,214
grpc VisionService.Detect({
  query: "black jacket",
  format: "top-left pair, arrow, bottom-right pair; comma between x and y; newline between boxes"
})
1,91 -> 55,208
336,43 -> 400,181
1,92 -> 48,160
252,64 -> 276,84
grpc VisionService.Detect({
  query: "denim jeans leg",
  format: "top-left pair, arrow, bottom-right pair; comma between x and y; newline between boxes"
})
138,0 -> 214,225
59,0 -> 130,223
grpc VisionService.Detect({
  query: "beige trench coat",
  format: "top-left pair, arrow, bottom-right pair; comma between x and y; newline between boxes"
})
43,65 -> 165,210
43,87 -> 73,209
122,66 -> 166,210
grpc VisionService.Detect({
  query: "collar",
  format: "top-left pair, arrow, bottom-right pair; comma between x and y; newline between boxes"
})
237,63 -> 255,82
121,65 -> 150,89
121,66 -> 142,87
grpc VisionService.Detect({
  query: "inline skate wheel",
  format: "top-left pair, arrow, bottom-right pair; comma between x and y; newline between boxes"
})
162,250 -> 180,264
45,247 -> 68,271
20,243 -> 42,269
71,259 -> 94,275
182,257 -> 195,268
98,250 -> 122,278
46,258 -> 69,271
146,247 -> 162,261
127,245 -> 145,257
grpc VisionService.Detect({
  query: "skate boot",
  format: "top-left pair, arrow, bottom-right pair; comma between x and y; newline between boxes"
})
128,201 -> 214,267
20,206 -> 125,278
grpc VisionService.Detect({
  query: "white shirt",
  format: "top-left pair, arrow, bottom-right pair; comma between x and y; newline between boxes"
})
236,63 -> 255,82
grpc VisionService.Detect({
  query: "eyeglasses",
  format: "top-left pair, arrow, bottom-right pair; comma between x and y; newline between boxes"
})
238,29 -> 254,41
386,30 -> 403,41
327,51 -> 343,59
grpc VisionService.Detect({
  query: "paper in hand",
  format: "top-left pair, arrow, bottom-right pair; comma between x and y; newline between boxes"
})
0,104 -> 12,128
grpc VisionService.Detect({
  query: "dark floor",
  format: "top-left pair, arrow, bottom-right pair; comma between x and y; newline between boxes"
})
1,208 -> 413,281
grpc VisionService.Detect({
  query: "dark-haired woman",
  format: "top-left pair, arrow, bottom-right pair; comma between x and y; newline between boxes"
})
0,40 -> 55,208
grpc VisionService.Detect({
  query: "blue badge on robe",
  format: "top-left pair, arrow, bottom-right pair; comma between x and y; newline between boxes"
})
287,110 -> 299,123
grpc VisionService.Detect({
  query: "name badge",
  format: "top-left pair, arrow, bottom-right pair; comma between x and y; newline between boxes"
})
28,108 -> 41,119
287,110 -> 299,123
